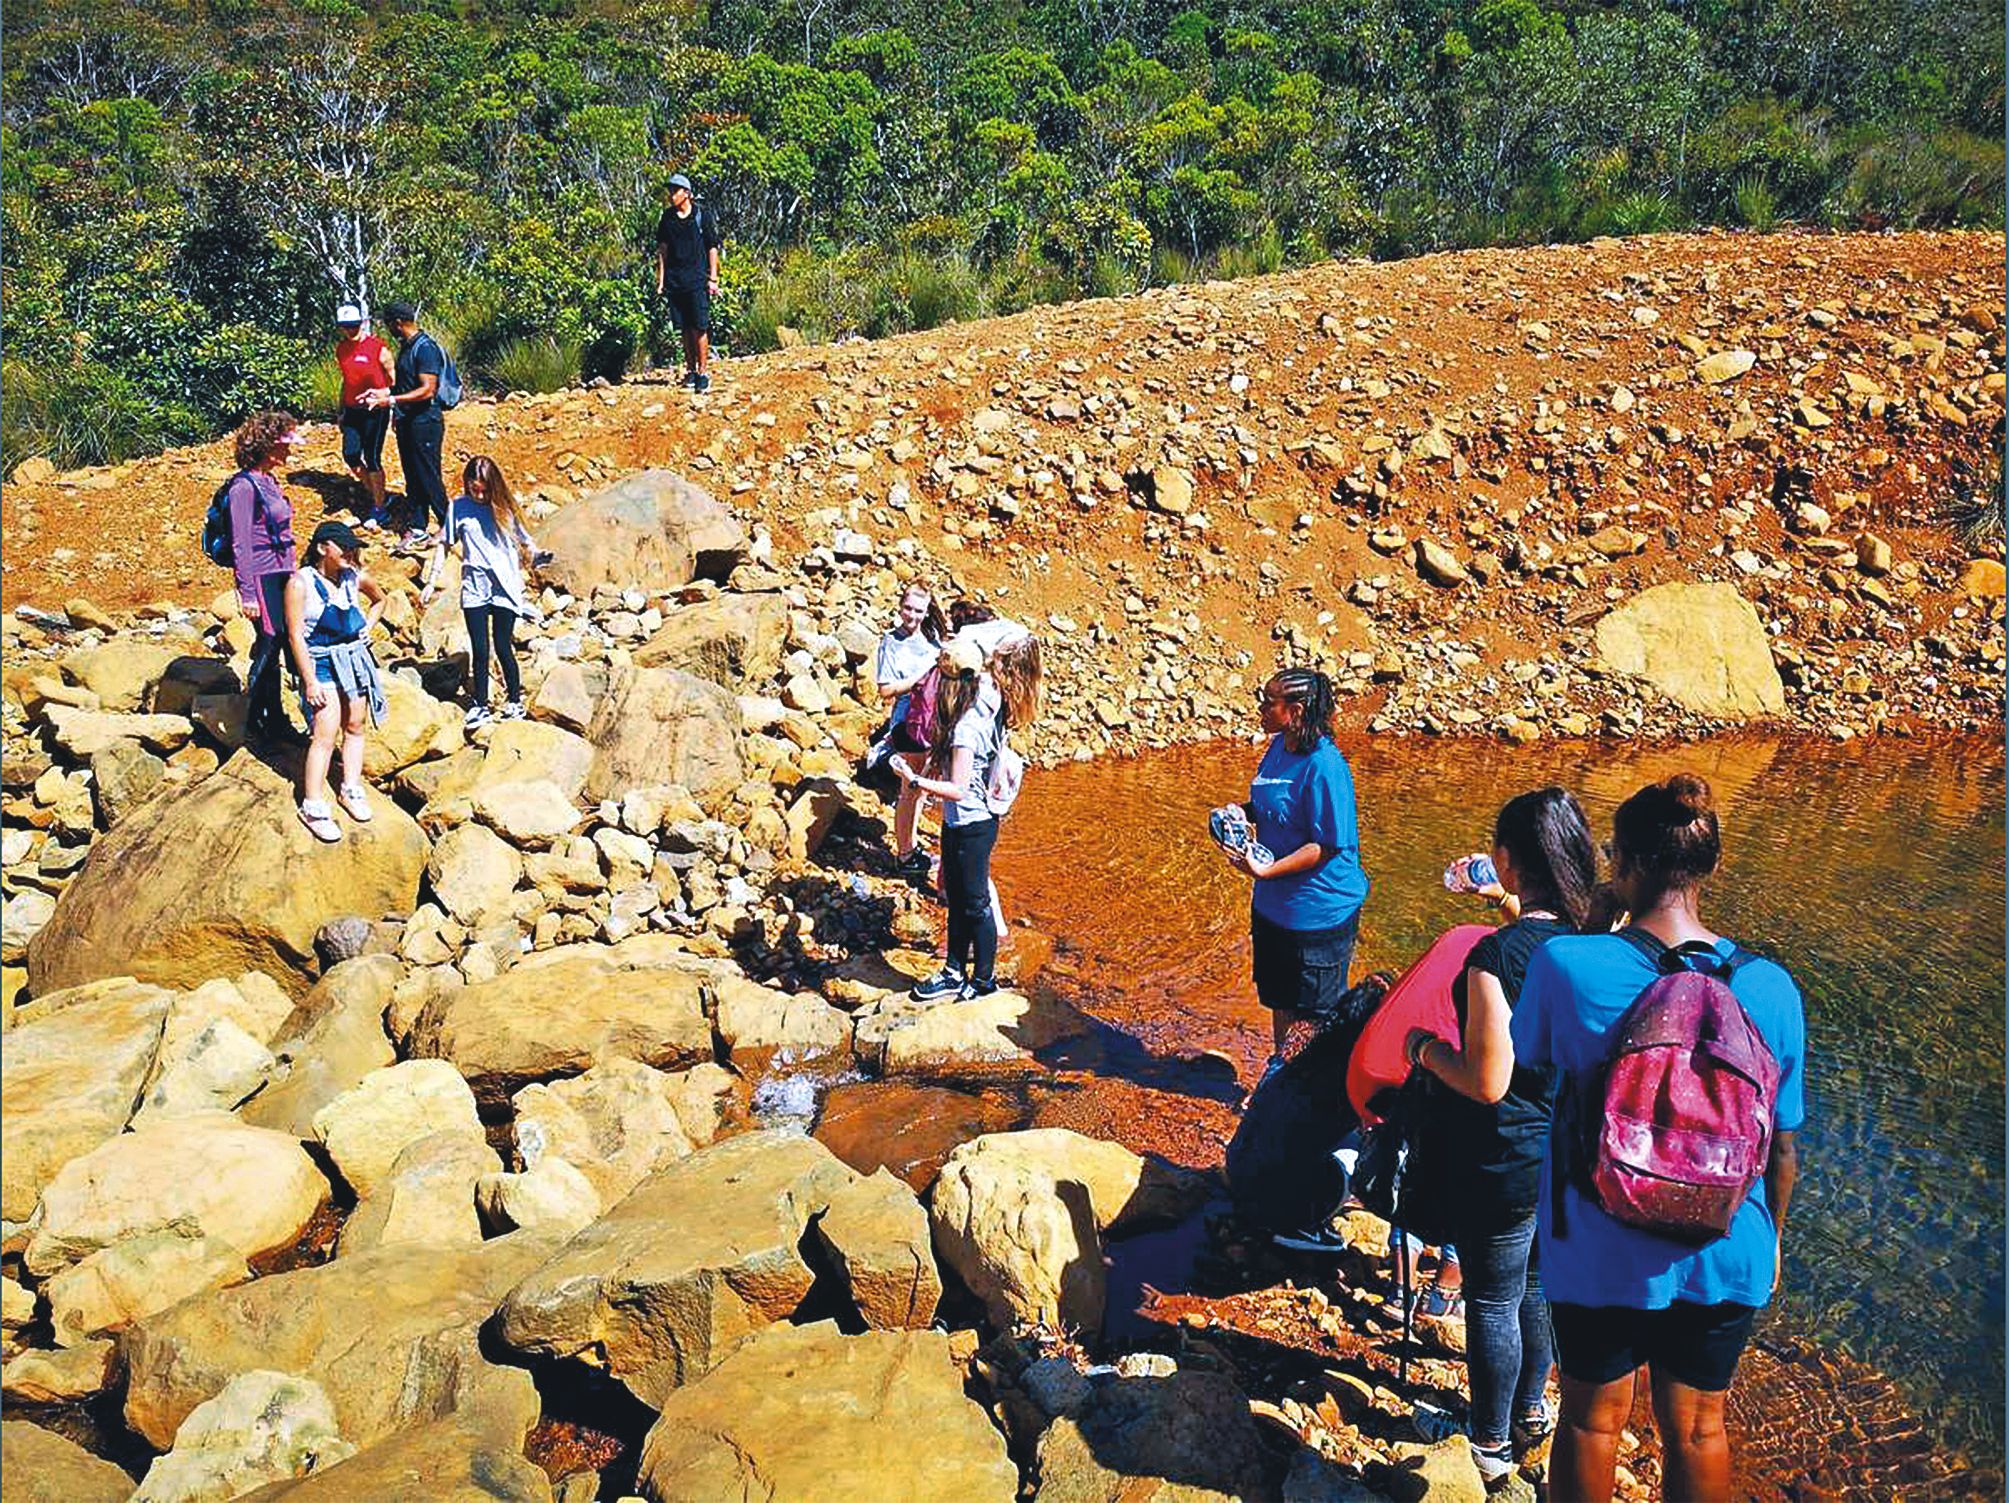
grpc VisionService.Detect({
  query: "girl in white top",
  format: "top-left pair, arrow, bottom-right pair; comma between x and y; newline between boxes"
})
421,455 -> 544,728
876,583 -> 949,875
285,520 -> 386,843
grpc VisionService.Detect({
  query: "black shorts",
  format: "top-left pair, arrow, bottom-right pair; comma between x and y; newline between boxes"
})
339,404 -> 389,473
1549,1300 -> 1759,1392
889,720 -> 928,755
1251,909 -> 1358,1023
663,281 -> 712,335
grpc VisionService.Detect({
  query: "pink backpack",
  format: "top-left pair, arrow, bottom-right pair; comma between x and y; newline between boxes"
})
902,666 -> 941,749
1565,930 -> 1781,1245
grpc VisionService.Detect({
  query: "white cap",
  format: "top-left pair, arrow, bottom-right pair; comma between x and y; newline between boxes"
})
334,303 -> 365,325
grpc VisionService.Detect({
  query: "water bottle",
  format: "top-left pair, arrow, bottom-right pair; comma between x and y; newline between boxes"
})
1443,853 -> 1499,893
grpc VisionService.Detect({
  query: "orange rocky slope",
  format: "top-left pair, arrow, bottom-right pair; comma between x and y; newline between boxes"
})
4,227 -> 2001,751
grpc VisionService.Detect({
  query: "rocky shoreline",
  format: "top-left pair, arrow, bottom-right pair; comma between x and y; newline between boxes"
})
1,459 -> 1999,1501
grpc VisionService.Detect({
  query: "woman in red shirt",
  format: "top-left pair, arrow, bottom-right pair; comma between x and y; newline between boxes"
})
334,304 -> 395,524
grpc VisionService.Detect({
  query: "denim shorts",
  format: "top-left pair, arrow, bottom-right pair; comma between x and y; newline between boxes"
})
1549,1300 -> 1759,1392
1250,909 -> 1358,1022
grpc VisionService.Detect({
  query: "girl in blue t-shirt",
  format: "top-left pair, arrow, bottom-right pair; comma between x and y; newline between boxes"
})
1226,667 -> 1370,1081
1510,773 -> 1805,1503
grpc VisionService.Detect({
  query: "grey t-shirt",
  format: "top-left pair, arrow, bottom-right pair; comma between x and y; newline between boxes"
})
940,681 -> 1002,828
448,496 -> 534,614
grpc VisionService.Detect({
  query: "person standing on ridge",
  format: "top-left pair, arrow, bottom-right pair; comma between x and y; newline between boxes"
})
367,300 -> 449,549
333,303 -> 394,526
654,172 -> 722,393
225,410 -> 303,745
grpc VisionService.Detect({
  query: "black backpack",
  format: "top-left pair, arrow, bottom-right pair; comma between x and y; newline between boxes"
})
201,470 -> 256,568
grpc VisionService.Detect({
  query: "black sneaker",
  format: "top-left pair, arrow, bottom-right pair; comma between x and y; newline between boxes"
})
692,372 -> 711,393
680,369 -> 699,388
911,967 -> 964,1002
896,849 -> 933,880
958,977 -> 999,1001
1272,1223 -> 1352,1255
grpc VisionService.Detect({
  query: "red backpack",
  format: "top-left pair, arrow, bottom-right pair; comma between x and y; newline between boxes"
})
1560,930 -> 1781,1245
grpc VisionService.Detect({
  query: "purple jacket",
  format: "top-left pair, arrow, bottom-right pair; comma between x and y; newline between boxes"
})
228,471 -> 295,612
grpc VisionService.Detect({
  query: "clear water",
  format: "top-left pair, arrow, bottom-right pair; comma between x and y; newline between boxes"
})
996,732 -> 2006,1458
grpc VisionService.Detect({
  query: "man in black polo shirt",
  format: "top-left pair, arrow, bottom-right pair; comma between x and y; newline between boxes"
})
366,301 -> 449,547
654,173 -> 722,393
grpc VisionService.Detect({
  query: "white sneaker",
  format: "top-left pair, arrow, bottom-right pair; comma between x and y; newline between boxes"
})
464,703 -> 492,729
337,784 -> 373,822
298,800 -> 342,843
498,700 -> 527,720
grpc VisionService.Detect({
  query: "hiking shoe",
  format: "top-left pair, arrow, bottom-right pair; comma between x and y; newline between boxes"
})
1411,1402 -> 1465,1445
680,369 -> 699,388
895,849 -> 932,879
1470,1441 -> 1516,1482
958,977 -> 1000,1001
298,800 -> 342,843
911,967 -> 965,1003
692,372 -> 711,393
464,703 -> 493,730
498,700 -> 527,721
336,783 -> 373,822
1271,1222 -> 1351,1255
1511,1399 -> 1558,1456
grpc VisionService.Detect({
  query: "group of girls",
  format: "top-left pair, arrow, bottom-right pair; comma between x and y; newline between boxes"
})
1228,669 -> 1805,1503
223,409 -> 545,839
871,584 -> 1044,1003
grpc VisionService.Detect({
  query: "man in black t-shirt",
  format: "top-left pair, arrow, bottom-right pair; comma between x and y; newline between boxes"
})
654,173 -> 722,393
366,300 -> 449,546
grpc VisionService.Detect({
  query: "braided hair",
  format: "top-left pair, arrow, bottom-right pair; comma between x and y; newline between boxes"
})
1269,667 -> 1336,753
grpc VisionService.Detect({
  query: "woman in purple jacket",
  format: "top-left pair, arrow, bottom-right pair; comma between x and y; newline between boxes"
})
227,411 -> 302,743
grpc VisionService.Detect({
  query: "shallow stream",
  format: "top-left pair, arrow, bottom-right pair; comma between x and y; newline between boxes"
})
987,730 -> 2006,1461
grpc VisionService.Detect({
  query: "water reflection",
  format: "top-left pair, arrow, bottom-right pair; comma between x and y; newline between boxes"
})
996,732 -> 2006,1456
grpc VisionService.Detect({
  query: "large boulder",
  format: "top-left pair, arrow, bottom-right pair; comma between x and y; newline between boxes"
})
311,1060 -> 483,1200
62,640 -> 185,713
1593,581 -> 1786,719
45,1232 -> 251,1347
533,661 -> 743,808
425,822 -> 521,928
25,1112 -> 330,1278
537,470 -> 745,597
131,1370 -> 354,1503
121,1231 -> 560,1451
510,1058 -> 704,1208
494,1130 -> 856,1405
362,674 -> 464,781
336,1131 -> 499,1256
930,1130 -> 1209,1335
634,591 -> 789,688
405,945 -> 713,1105
0,1420 -> 136,1503
231,1418 -> 553,1503
1032,1367 -> 1278,1503
713,975 -> 850,1072
812,1167 -> 941,1330
130,1016 -> 276,1124
854,986 -> 1077,1075
26,752 -> 428,995
2,979 -> 172,1225
238,956 -> 401,1138
637,1323 -> 1016,1503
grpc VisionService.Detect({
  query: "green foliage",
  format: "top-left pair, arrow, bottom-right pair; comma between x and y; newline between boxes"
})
487,333 -> 587,393
0,0 -> 1999,468
0,355 -> 201,472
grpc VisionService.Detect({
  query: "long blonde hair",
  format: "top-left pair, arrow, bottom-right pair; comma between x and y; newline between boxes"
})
924,662 -> 986,778
989,634 -> 1044,732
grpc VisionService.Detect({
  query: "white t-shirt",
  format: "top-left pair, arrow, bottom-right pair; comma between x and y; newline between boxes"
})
875,626 -> 939,710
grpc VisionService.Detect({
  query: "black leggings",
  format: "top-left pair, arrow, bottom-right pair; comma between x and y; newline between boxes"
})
464,604 -> 520,704
941,817 -> 999,984
245,571 -> 292,736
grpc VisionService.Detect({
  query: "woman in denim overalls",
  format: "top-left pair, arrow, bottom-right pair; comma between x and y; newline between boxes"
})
284,520 -> 388,843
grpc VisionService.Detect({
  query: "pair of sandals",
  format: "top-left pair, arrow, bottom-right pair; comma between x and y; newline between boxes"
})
299,784 -> 373,843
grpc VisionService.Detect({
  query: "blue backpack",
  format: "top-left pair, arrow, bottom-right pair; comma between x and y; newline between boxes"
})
201,471 -> 256,568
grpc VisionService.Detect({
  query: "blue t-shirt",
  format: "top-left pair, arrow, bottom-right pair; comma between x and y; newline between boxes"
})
1510,933 -> 1807,1311
1247,734 -> 1369,931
